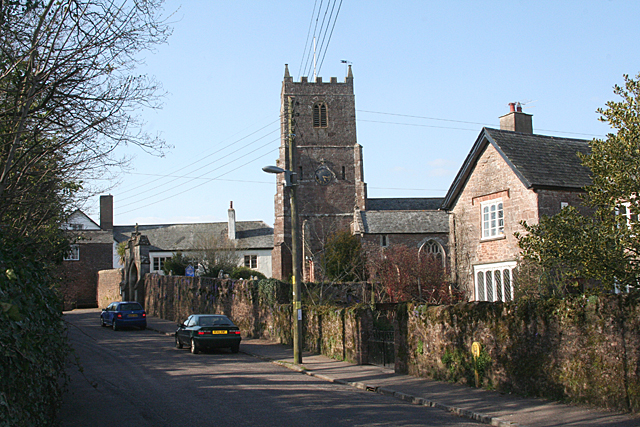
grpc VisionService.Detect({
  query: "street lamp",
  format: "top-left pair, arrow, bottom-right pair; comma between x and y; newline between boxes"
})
262,165 -> 303,365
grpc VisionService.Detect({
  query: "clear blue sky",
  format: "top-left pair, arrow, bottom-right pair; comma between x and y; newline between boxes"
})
87,0 -> 640,227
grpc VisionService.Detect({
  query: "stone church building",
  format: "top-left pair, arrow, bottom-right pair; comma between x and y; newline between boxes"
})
271,65 -> 449,282
270,66 -> 591,303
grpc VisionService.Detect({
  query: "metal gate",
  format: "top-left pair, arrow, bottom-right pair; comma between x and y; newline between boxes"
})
368,328 -> 395,368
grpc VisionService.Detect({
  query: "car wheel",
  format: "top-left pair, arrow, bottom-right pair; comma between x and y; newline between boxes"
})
112,320 -> 118,331
100,317 -> 106,327
190,339 -> 199,354
175,334 -> 183,349
231,343 -> 240,354
139,324 -> 146,331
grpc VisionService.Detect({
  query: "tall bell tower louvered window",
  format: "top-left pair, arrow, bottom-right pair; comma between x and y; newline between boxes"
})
313,102 -> 328,128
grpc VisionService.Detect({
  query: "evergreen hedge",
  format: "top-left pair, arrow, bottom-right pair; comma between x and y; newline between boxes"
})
0,236 -> 69,427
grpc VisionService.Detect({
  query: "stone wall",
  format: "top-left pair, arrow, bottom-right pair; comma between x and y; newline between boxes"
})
140,272 -> 640,413
96,268 -> 123,308
143,274 -> 370,360
397,296 -> 640,413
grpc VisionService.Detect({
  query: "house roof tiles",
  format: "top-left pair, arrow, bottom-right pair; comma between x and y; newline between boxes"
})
442,128 -> 592,210
113,221 -> 273,251
359,210 -> 448,234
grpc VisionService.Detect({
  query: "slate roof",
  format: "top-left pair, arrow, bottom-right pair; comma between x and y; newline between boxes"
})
366,198 -> 444,211
442,128 -> 592,210
359,210 -> 448,234
113,221 -> 273,251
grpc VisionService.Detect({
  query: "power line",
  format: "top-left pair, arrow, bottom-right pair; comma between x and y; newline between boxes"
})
117,146 -> 280,216
357,109 -> 605,137
116,117 -> 280,200
115,135 -> 279,212
298,0 -> 319,78
317,0 -> 343,76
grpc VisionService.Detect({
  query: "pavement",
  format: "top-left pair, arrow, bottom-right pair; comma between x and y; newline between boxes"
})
146,315 -> 640,427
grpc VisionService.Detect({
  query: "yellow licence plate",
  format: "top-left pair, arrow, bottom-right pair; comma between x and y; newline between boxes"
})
211,330 -> 227,334
128,314 -> 138,318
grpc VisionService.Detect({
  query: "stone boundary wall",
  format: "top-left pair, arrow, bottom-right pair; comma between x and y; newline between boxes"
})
397,296 -> 640,413
141,272 -> 640,413
96,268 -> 123,309
143,274 -> 370,362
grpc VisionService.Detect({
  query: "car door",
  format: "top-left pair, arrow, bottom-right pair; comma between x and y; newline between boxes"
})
178,315 -> 193,344
104,303 -> 114,324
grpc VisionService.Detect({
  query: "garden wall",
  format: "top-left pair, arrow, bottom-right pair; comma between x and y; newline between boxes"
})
398,295 -> 640,413
142,273 -> 640,413
96,268 -> 122,309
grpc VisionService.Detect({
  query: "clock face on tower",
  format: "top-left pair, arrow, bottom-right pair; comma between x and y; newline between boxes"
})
314,165 -> 334,185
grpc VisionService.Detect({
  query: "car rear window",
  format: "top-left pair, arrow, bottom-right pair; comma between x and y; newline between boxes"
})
119,303 -> 143,311
198,316 -> 233,327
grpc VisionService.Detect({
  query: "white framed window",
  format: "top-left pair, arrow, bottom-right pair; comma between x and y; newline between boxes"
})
152,256 -> 171,272
481,199 -> 504,239
616,202 -> 638,230
64,245 -> 80,261
380,235 -> 389,247
473,261 -> 516,302
244,255 -> 258,269
560,202 -> 569,209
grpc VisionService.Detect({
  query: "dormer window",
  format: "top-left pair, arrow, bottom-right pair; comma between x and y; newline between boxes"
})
313,102 -> 328,128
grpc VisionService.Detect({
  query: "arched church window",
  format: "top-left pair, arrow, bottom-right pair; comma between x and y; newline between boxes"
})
419,240 -> 445,267
313,102 -> 328,128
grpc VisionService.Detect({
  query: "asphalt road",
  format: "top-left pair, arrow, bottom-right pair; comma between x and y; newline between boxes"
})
58,310 -> 482,427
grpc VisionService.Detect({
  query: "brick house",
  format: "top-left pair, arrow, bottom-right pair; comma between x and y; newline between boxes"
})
60,195 -> 114,308
441,104 -> 592,301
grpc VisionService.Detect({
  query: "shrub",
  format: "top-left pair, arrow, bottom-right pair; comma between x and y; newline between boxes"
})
0,235 -> 69,427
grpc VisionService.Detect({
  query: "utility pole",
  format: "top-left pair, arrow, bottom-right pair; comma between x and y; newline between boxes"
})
288,96 -> 303,364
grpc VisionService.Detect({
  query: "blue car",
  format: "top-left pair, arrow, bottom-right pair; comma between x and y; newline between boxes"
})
100,301 -> 147,331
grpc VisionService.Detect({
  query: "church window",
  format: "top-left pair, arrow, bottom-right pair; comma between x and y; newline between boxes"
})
419,240 -> 445,267
341,166 -> 346,180
313,102 -> 328,128
380,235 -> 389,247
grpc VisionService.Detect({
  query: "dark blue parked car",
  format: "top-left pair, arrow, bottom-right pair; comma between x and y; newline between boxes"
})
100,301 -> 147,331
175,314 -> 241,354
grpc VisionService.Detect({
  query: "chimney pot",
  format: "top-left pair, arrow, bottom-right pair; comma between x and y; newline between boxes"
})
500,103 -> 533,134
228,201 -> 236,240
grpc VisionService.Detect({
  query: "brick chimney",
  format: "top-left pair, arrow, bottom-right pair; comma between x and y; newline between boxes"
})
228,201 -> 236,240
100,195 -> 113,231
499,102 -> 533,134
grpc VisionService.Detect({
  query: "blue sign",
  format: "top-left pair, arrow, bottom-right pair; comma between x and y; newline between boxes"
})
185,265 -> 195,277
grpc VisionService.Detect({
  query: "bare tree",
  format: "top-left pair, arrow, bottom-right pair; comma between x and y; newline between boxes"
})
191,232 -> 240,277
0,0 -> 172,236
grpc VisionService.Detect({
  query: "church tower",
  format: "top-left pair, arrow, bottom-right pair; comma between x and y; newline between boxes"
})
271,64 -> 367,281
